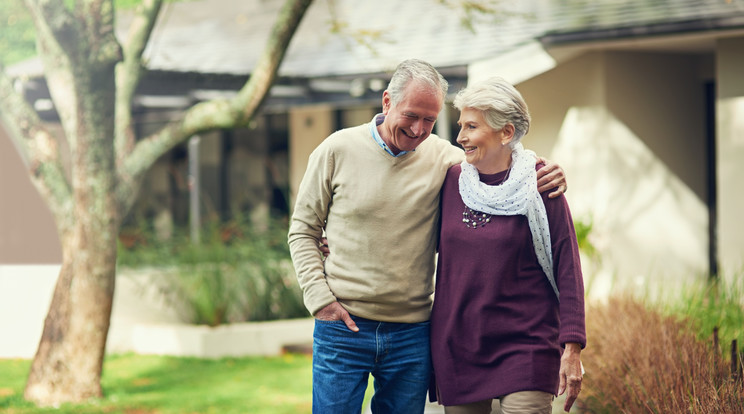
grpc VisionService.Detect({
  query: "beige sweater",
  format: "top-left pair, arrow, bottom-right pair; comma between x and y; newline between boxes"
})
288,122 -> 463,323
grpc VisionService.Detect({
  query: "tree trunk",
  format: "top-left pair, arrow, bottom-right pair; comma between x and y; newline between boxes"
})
24,214 -> 118,404
23,2 -> 120,399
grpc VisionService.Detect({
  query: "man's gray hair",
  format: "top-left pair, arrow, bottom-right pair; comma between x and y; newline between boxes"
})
453,77 -> 531,146
386,59 -> 449,106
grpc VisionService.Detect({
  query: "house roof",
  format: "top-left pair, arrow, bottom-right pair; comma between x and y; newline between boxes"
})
9,0 -> 744,112
134,0 -> 744,77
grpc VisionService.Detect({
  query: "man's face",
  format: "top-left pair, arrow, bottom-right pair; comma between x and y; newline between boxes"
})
378,81 -> 443,155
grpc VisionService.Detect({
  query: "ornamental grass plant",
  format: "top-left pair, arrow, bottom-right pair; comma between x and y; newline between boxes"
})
117,216 -> 306,326
578,295 -> 744,413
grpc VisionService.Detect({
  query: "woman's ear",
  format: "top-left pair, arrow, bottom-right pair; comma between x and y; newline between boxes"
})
501,124 -> 515,146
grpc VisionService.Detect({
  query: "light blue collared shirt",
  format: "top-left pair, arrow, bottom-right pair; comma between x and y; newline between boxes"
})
369,113 -> 411,157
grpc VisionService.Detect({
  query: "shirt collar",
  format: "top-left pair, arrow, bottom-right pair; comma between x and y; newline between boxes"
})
369,113 -> 411,157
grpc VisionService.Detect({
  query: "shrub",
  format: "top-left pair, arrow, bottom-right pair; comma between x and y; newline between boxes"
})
118,217 -> 307,326
578,296 -> 744,413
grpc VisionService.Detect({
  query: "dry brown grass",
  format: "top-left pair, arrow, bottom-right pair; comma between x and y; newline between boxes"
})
577,296 -> 744,413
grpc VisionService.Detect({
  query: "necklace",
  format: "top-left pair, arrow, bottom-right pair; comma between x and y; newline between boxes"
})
462,207 -> 492,229
460,164 -> 511,229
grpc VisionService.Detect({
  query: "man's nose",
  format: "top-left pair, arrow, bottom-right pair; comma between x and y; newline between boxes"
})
411,120 -> 426,136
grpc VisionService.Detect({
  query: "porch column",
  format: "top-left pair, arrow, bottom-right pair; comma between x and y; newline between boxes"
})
716,36 -> 744,277
288,104 -> 334,209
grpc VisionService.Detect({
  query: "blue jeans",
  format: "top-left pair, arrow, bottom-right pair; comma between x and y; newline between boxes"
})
312,315 -> 432,414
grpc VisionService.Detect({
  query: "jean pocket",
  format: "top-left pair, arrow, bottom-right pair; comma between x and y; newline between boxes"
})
314,318 -> 345,324
314,319 -> 361,344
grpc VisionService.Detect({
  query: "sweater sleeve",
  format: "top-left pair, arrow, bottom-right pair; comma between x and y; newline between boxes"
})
543,192 -> 587,349
287,141 -> 338,316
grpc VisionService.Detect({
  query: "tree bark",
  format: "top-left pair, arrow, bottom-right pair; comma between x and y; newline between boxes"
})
24,224 -> 117,404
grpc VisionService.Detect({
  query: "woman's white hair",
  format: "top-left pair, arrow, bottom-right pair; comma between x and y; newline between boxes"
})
453,77 -> 531,147
387,59 -> 448,106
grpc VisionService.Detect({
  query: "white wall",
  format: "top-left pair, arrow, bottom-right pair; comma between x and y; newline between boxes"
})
0,266 -> 180,359
0,265 -> 59,358
0,266 -> 312,359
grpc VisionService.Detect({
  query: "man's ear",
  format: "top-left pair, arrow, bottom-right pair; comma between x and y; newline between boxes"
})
381,91 -> 391,115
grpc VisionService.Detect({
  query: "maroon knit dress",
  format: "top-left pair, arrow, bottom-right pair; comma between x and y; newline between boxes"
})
430,164 -> 586,406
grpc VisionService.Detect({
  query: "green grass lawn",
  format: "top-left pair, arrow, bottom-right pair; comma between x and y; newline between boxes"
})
0,353 -> 314,414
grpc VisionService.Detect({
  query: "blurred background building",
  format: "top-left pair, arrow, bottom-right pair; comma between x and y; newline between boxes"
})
2,0 -> 744,356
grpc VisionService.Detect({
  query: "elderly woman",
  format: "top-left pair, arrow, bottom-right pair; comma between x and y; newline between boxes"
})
430,77 -> 586,414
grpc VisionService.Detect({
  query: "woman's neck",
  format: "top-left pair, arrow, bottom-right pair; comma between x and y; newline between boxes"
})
475,154 -> 512,175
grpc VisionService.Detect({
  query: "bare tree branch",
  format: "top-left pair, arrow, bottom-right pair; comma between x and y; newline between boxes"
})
231,0 -> 313,122
23,0 -> 82,153
114,0 -> 163,163
117,0 -> 313,212
0,64 -> 73,228
24,0 -> 78,55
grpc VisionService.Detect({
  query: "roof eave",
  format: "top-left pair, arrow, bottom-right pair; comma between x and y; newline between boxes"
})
540,15 -> 744,47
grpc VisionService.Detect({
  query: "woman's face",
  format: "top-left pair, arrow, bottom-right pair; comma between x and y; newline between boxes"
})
456,107 -> 512,174
378,81 -> 443,155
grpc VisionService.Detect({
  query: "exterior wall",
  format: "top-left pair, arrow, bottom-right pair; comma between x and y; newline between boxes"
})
517,51 -> 709,299
605,52 -> 708,200
716,35 -> 744,278
0,124 -> 62,264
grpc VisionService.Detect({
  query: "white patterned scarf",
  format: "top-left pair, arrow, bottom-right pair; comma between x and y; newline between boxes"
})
458,142 -> 559,299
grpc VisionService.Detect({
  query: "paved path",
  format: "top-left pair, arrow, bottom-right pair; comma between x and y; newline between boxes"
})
362,394 -> 444,414
362,393 -> 574,413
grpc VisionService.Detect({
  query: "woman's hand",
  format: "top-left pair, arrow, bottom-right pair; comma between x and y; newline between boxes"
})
318,237 -> 330,258
558,342 -> 583,412
536,157 -> 567,198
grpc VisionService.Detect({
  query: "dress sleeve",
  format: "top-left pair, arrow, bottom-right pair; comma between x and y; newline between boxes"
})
543,193 -> 587,348
287,141 -> 338,316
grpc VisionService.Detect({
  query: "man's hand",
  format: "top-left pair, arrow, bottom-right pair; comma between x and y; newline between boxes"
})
315,302 -> 359,332
558,342 -> 583,412
536,157 -> 567,198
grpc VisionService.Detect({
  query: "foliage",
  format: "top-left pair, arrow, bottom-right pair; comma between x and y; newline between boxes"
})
118,217 -> 306,326
0,0 -> 35,65
573,216 -> 597,258
0,353 -> 313,413
0,0 -> 181,65
578,296 -> 744,413
664,273 -> 744,353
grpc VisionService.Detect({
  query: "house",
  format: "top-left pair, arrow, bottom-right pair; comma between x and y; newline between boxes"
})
1,0 -> 743,357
